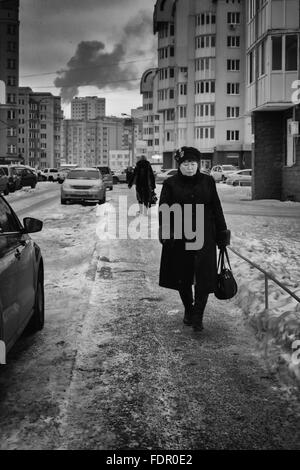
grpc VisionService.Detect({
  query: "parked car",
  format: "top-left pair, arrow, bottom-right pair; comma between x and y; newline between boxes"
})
226,169 -> 252,186
13,166 -> 38,188
112,169 -> 127,184
155,168 -> 178,183
61,167 -> 106,205
57,165 -> 78,184
44,168 -> 59,182
0,194 -> 44,357
0,167 -> 9,195
210,165 -> 239,182
95,166 -> 113,190
37,170 -> 47,181
0,165 -> 22,193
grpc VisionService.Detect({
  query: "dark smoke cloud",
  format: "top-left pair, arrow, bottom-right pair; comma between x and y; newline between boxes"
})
54,10 -> 155,103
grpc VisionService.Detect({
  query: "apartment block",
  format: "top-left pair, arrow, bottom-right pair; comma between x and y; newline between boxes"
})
61,117 -> 123,167
246,0 -> 300,201
142,0 -> 252,169
71,96 -> 106,120
18,88 -> 63,168
0,0 -> 20,164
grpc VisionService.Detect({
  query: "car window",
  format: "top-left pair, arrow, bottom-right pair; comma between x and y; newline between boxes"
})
68,170 -> 100,180
50,169 -> 58,173
98,167 -> 110,175
0,197 -> 21,233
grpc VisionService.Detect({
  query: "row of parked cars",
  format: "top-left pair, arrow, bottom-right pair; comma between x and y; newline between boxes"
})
155,165 -> 252,186
0,165 -> 39,195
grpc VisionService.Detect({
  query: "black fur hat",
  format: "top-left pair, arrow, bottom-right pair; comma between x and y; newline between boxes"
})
174,146 -> 201,165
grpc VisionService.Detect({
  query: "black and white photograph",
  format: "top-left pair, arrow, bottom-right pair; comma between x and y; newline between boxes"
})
0,0 -> 300,456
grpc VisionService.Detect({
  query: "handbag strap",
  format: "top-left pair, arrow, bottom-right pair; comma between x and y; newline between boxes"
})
218,247 -> 232,271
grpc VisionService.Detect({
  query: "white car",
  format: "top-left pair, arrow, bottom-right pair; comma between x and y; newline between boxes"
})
156,168 -> 178,183
210,165 -> 239,182
44,168 -> 59,182
61,167 -> 106,205
226,169 -> 252,186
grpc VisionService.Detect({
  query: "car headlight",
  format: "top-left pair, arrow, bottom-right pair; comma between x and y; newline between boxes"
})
62,182 -> 71,190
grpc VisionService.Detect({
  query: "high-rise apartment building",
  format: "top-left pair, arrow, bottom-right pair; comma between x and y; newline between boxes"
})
71,96 -> 106,120
246,0 -> 300,201
18,88 -> 63,168
61,117 -> 123,167
142,0 -> 252,169
0,0 -> 20,164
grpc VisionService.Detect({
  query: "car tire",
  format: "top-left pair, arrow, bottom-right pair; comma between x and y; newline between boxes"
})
109,186 -> 113,191
31,183 -> 36,189
27,271 -> 44,333
221,175 -> 226,182
232,181 -> 238,186
3,186 -> 9,196
61,198 -> 67,205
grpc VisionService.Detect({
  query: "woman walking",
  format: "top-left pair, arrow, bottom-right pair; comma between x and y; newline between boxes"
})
128,155 -> 156,214
158,147 -> 230,331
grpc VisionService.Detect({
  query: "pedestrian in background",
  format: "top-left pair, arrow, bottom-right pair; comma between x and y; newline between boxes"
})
128,155 -> 156,215
158,147 -> 230,332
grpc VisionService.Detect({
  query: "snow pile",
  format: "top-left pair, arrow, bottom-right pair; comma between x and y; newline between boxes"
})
229,234 -> 300,383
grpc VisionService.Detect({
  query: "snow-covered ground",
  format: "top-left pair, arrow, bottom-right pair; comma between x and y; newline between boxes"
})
217,185 -> 300,383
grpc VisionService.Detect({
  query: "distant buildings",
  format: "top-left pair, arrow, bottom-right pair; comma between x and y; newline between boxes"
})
18,88 -> 63,168
0,0 -> 20,164
61,117 -> 124,167
109,149 -> 130,172
71,96 -> 106,120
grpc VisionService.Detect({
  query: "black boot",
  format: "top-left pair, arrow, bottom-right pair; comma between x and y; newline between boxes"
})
192,291 -> 209,332
179,286 -> 194,326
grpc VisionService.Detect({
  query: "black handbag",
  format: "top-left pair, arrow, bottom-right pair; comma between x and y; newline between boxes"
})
214,247 -> 238,300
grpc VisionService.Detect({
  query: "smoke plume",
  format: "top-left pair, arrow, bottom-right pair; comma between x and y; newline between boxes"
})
54,10 -> 155,102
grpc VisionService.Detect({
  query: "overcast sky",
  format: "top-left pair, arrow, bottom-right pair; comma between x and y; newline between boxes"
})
19,0 -> 157,117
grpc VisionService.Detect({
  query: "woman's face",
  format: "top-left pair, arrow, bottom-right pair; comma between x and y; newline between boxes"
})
179,160 -> 198,176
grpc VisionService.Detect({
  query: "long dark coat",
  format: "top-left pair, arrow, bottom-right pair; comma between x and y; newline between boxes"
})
129,160 -> 156,207
159,170 -> 227,294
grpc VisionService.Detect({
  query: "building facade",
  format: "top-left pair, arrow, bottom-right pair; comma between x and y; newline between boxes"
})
61,117 -> 123,167
141,0 -> 252,169
246,0 -> 300,201
109,149 -> 130,171
18,88 -> 63,168
71,96 -> 106,120
0,0 -> 20,164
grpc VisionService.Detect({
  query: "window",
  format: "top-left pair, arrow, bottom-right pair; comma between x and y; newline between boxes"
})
179,83 -> 187,95
166,109 -> 175,121
227,82 -> 240,94
169,67 -> 174,78
7,144 -> 17,154
249,51 -> 254,83
195,81 -> 215,94
226,107 -> 240,118
169,89 -> 174,99
227,12 -> 240,24
7,127 -> 16,137
195,127 -> 215,139
285,35 -> 298,71
226,130 -> 239,141
7,24 -> 17,35
260,40 -> 265,75
227,59 -> 240,71
272,36 -> 282,71
195,104 -> 215,117
196,35 -> 216,49
7,41 -> 17,52
170,46 -> 174,57
7,59 -> 16,69
227,36 -> 240,47
7,93 -> 16,104
178,106 -> 187,118
7,110 -> 16,120
7,75 -> 17,86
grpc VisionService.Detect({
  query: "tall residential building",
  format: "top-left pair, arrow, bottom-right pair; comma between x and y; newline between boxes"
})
246,0 -> 300,201
141,0 -> 252,169
0,0 -> 20,164
18,88 -> 63,168
61,117 -> 123,167
71,96 -> 106,120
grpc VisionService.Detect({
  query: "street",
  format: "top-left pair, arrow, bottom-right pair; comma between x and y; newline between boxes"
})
0,182 -> 299,450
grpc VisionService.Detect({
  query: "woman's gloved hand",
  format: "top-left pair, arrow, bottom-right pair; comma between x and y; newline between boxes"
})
216,229 -> 231,249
